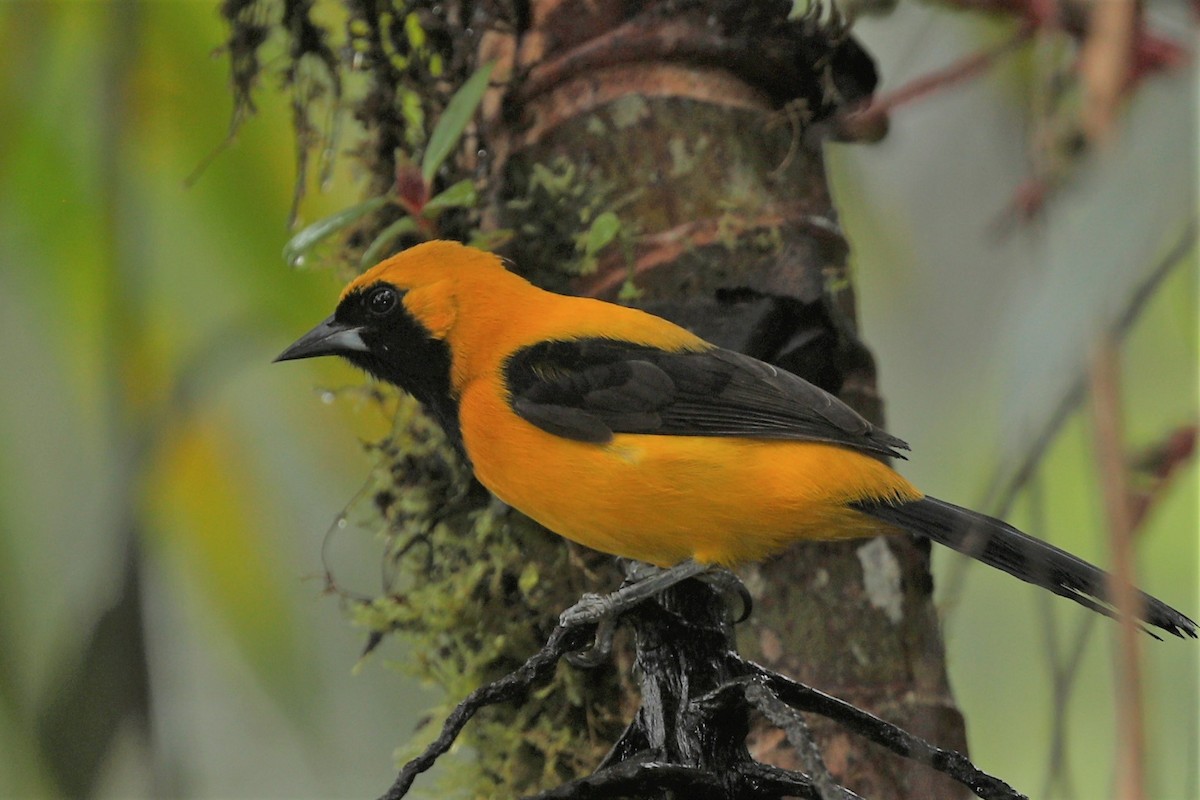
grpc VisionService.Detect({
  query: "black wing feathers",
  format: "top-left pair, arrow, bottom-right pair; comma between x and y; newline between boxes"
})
511,353 -> 671,442
504,338 -> 909,458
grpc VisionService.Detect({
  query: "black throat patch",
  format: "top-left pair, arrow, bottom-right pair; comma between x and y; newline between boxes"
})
337,285 -> 462,450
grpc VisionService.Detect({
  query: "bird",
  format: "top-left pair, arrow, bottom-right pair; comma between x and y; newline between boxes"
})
277,240 -> 1196,639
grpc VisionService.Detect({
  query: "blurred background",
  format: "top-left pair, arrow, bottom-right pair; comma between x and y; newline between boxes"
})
0,1 -> 1194,799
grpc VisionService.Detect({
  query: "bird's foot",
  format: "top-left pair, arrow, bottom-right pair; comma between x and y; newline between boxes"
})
697,568 -> 753,623
562,599 -> 618,668
559,560 -> 713,666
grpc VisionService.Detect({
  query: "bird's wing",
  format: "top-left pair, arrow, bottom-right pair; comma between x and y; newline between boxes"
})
503,338 -> 909,458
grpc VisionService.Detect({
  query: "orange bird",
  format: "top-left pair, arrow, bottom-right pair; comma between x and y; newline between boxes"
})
278,240 -> 1196,638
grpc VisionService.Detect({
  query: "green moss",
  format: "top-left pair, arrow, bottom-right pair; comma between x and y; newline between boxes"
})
224,0 -> 489,271
341,396 -> 626,796
224,3 -> 629,792
607,95 -> 650,129
667,134 -> 710,178
502,155 -> 639,290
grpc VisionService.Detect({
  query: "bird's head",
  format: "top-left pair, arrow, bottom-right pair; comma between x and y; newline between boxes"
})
276,240 -> 506,412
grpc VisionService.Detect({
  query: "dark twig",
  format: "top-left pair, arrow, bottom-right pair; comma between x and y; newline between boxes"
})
377,570 -> 1030,800
522,762 -> 730,800
743,680 -> 852,800
526,760 -> 844,800
724,661 -> 1029,800
843,23 -> 1034,130
377,622 -> 595,800
738,762 -> 830,799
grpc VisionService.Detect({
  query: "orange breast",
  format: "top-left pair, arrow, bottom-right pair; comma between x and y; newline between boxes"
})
458,377 -> 923,567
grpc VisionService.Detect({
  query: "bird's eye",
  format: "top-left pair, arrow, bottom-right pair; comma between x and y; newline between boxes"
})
367,286 -> 398,316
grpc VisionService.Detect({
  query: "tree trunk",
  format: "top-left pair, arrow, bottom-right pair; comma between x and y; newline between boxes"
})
227,0 -> 975,795
479,3 -> 969,798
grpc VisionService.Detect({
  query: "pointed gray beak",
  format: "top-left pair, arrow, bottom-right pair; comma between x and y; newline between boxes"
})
275,315 -> 368,363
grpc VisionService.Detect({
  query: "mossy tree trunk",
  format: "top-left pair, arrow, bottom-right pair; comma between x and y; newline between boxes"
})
224,0 -> 971,796
477,3 -> 969,798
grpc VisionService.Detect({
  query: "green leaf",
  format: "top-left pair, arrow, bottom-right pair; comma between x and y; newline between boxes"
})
422,179 -> 477,215
282,195 -> 390,267
467,228 -> 514,251
359,216 -> 420,268
617,278 -> 644,302
421,61 -> 495,184
584,210 -> 621,256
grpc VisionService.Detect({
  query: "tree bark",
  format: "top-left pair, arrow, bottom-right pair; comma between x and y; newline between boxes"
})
479,3 -> 969,797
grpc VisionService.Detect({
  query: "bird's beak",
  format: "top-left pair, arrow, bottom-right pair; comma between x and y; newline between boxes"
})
275,315 -> 369,362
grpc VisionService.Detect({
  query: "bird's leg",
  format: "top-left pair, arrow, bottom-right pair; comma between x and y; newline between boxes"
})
559,559 -> 754,666
560,560 -> 710,627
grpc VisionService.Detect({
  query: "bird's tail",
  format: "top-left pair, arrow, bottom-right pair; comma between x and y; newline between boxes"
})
856,495 -> 1197,640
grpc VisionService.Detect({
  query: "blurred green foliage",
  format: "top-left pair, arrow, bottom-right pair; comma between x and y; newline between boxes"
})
0,2 -> 430,797
834,8 -> 1198,798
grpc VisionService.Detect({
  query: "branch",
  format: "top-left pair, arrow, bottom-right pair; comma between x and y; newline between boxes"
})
1088,337 -> 1146,800
722,661 -> 1029,800
524,756 -> 844,800
377,572 -> 1032,800
742,680 -> 854,800
377,622 -> 594,800
523,762 -> 730,800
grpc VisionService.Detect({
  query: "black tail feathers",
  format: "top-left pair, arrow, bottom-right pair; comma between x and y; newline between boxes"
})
856,496 -> 1197,640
